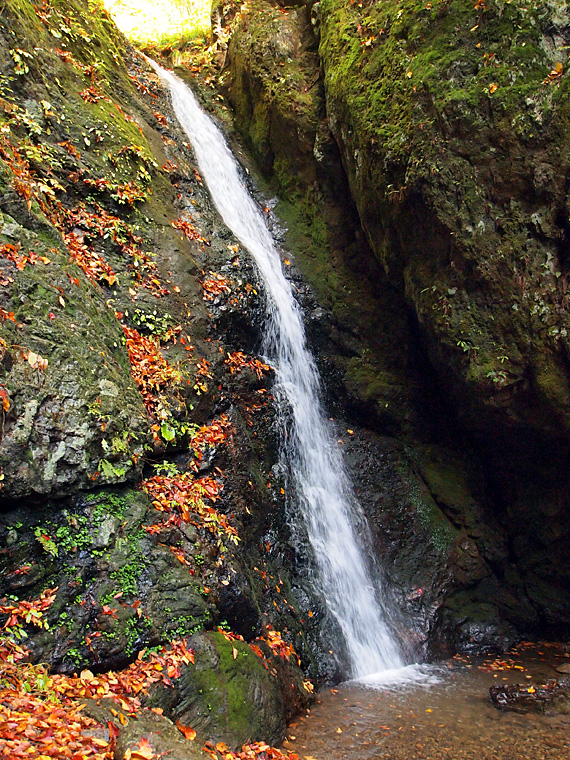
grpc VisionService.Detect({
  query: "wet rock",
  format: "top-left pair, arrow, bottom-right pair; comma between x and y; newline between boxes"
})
147,631 -> 311,749
222,0 -> 570,651
82,701 -> 210,760
115,711 -> 209,760
490,677 -> 570,715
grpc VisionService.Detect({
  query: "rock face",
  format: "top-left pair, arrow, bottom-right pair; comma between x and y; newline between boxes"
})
0,0 -> 311,749
490,677 -> 570,715
218,0 -> 570,653
0,210 -> 150,498
3,5 -> 570,744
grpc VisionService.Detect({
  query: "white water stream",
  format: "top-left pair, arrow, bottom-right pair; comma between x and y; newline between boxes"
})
153,63 -> 404,678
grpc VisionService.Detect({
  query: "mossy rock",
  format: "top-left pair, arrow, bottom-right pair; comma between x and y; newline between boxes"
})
148,631 -> 307,748
0,212 -> 150,497
318,0 -> 570,443
0,487 -> 216,672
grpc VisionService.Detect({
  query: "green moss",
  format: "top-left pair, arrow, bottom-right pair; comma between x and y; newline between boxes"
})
180,632 -> 282,745
320,0 -> 560,193
397,463 -> 458,555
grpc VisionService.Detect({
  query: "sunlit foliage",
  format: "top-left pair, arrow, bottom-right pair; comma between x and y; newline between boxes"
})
103,0 -> 211,47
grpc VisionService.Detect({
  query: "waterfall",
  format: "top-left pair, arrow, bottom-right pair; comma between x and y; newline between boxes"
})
152,62 -> 404,678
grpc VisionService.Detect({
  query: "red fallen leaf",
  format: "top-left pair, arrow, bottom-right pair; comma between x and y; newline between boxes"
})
13,565 -> 31,575
48,312 -> 56,319
0,308 -> 16,322
176,720 -> 196,740
0,386 -> 9,412
101,605 -> 118,618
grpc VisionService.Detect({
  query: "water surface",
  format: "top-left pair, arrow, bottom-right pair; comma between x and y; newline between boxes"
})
281,644 -> 570,760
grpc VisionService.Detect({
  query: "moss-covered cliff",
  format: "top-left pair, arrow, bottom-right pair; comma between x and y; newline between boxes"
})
216,0 -> 570,654
0,1 -> 312,754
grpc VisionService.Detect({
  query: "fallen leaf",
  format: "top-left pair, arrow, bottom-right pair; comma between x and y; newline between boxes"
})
175,720 -> 196,740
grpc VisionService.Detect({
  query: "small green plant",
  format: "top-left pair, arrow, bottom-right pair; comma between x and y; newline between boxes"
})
87,397 -> 111,423
55,514 -> 92,553
92,492 -> 129,519
99,459 -> 127,479
99,591 -> 118,606
124,307 -> 173,337
101,430 -> 132,456
487,369 -> 507,385
153,460 -> 179,477
125,617 -> 139,656
457,340 -> 479,354
20,663 -> 58,702
167,615 -> 203,640
65,647 -> 84,668
34,528 -> 58,558
109,532 -> 146,596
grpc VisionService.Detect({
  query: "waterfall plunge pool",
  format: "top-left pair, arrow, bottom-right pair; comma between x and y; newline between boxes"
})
280,643 -> 570,760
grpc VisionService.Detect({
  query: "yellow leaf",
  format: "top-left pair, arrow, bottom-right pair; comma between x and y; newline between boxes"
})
527,686 -> 536,693
130,751 -> 155,760
25,350 -> 48,371
488,82 -> 498,94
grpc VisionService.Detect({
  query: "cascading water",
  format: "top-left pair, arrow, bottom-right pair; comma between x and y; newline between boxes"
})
152,62 -> 404,679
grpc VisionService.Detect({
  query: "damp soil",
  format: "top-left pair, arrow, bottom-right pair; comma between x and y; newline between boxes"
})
281,644 -> 570,760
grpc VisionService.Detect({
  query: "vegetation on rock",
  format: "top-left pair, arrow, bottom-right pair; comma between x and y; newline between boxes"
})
215,0 -> 570,656
0,0 -> 311,755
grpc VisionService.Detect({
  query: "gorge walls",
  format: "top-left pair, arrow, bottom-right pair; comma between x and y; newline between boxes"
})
217,0 -> 570,655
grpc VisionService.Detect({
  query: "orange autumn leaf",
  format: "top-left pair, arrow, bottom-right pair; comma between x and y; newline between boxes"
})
0,385 -> 10,412
125,736 -> 156,759
175,720 -> 197,740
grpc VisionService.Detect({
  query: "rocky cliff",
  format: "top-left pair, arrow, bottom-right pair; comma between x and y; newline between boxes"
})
3,4 -> 570,753
216,0 -> 570,655
0,1 -> 311,755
